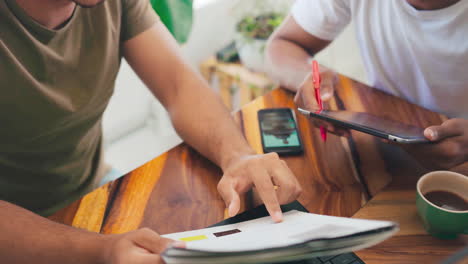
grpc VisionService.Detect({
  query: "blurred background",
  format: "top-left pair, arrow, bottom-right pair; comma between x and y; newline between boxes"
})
102,0 -> 368,176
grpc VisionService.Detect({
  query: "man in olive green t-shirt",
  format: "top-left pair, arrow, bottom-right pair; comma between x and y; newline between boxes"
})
0,0 -> 302,263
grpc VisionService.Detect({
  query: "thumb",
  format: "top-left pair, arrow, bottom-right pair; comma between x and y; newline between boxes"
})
320,81 -> 334,101
425,120 -> 463,141
135,255 -> 164,264
320,70 -> 336,101
320,79 -> 335,101
133,229 -> 174,254
424,126 -> 439,141
218,181 -> 241,217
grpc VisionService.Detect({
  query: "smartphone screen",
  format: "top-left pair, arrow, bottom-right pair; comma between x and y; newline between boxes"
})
258,108 -> 303,155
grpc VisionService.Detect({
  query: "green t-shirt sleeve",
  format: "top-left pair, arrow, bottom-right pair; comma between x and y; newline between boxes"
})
121,0 -> 160,42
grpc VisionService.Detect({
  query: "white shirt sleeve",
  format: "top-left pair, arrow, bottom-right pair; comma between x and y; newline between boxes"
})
292,0 -> 352,41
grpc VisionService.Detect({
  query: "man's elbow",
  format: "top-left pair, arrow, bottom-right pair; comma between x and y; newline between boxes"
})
265,34 -> 275,58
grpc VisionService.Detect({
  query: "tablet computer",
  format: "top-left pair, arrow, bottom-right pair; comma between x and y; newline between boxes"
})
298,108 -> 430,144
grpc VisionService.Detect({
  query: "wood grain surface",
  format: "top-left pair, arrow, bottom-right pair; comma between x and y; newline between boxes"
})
49,74 -> 467,263
354,185 -> 468,264
240,88 -> 366,217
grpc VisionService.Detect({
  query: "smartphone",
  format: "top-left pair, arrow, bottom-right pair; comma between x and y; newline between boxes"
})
298,108 -> 429,144
258,108 -> 303,155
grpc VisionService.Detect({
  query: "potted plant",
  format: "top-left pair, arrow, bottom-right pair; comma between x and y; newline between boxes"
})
234,0 -> 291,73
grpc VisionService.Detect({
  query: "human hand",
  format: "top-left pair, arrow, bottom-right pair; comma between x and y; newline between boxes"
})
401,118 -> 468,170
217,153 -> 302,223
104,228 -> 185,264
294,64 -> 336,109
294,65 -> 350,137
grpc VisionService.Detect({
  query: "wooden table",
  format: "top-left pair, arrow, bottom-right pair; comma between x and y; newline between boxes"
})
49,75 -> 467,264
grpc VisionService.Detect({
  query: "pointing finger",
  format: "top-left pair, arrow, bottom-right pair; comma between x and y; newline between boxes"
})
253,169 -> 283,223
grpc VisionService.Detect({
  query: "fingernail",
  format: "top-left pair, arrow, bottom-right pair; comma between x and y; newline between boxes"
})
321,92 -> 332,100
425,129 -> 437,140
172,241 -> 186,248
273,211 -> 283,223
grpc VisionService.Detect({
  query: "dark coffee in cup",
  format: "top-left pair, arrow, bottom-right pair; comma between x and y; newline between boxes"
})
424,190 -> 468,211
416,171 -> 468,239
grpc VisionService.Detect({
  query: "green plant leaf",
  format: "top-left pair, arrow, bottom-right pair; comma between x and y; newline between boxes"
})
237,13 -> 284,40
150,0 -> 193,44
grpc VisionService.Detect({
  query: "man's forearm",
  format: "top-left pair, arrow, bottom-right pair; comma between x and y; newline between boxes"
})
166,69 -> 255,170
124,24 -> 302,221
0,201 -> 108,264
265,37 -> 312,91
265,16 -> 332,92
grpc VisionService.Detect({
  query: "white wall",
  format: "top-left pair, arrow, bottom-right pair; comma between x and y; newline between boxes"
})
181,0 -> 239,69
183,0 -> 367,83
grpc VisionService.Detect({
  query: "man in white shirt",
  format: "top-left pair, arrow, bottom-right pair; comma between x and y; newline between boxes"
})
266,0 -> 468,170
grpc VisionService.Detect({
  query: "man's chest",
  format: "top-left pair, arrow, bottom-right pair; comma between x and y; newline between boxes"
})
0,10 -> 122,148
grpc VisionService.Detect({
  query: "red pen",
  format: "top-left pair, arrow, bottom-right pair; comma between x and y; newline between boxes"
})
312,60 -> 327,142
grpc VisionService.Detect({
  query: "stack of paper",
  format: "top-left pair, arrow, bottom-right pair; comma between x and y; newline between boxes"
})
162,210 -> 398,264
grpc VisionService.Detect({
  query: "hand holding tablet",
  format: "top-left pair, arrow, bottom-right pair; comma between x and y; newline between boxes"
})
298,108 -> 429,144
